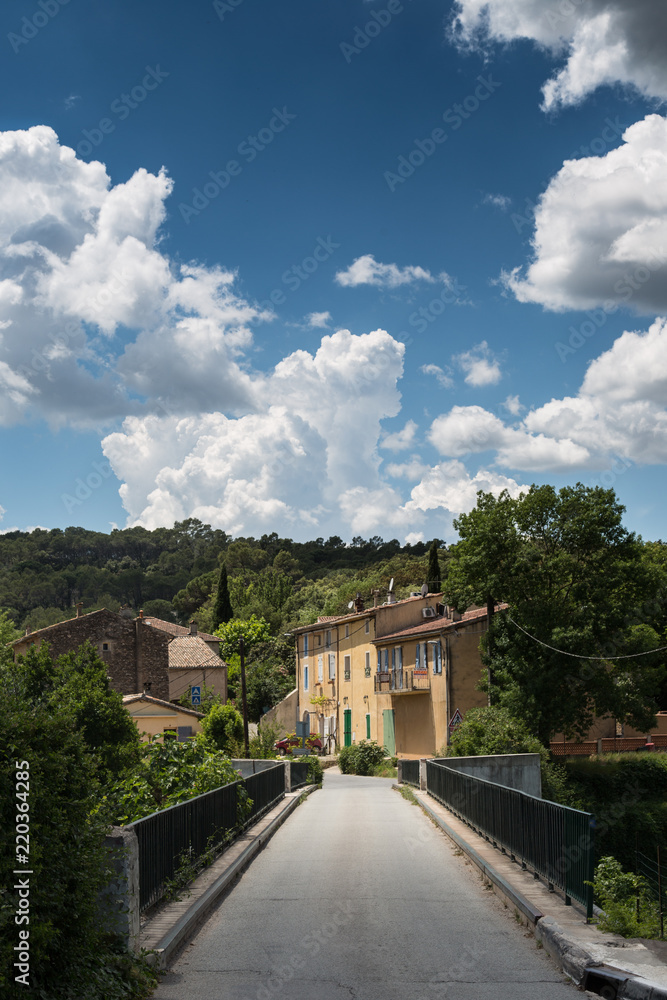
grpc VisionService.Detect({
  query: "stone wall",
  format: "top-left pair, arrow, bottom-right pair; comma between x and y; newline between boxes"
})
443,753 -> 542,798
14,609 -> 170,700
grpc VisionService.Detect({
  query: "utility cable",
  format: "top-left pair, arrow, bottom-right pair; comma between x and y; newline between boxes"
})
507,615 -> 667,660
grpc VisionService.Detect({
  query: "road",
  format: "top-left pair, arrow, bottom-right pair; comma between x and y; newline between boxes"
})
153,770 -> 583,1000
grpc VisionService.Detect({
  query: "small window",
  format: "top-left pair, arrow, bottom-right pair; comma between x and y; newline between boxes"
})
163,729 -> 177,741
328,653 -> 336,679
365,651 -> 370,676
304,634 -> 309,655
317,634 -> 322,646
433,642 -> 442,674
364,620 -> 370,634
344,654 -> 351,680
345,624 -> 349,638
326,629 -> 331,647
102,643 -> 109,651
304,665 -> 309,691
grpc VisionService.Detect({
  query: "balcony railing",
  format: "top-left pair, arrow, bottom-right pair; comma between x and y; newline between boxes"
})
374,668 -> 430,694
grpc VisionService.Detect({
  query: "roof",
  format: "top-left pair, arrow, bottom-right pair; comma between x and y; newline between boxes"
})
122,693 -> 204,718
11,607 -> 119,645
167,634 -> 227,669
373,604 -> 509,644
291,593 -> 443,633
141,617 -> 219,643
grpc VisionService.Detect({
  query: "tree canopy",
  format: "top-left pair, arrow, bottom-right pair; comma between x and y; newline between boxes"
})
445,484 -> 666,744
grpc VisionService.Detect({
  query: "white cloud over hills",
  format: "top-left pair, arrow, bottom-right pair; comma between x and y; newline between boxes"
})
451,0 -> 667,111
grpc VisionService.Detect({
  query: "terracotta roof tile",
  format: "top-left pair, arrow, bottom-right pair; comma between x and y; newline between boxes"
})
167,634 -> 227,669
142,617 -> 219,643
122,693 -> 203,718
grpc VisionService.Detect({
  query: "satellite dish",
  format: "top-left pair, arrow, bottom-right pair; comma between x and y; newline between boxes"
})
388,577 -> 394,591
421,583 -> 428,597
347,601 -> 355,609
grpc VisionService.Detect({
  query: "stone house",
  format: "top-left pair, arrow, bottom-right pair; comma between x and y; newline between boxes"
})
12,607 -> 171,700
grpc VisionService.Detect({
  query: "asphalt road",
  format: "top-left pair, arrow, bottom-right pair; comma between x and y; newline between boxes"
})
153,770 -> 583,1000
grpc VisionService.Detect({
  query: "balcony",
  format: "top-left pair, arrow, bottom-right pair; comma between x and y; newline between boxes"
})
374,669 -> 430,694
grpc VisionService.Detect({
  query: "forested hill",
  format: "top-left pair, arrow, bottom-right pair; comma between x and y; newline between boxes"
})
0,519 -> 436,634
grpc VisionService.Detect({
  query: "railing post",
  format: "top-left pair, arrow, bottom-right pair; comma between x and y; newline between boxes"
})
284,759 -> 292,793
419,758 -> 428,791
101,826 -> 140,954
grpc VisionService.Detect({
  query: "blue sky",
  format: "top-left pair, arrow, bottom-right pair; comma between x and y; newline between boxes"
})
1,0 -> 667,543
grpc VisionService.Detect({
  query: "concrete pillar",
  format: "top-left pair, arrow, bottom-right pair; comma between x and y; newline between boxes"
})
284,759 -> 292,793
100,826 -> 140,954
419,758 -> 428,791
396,760 -> 403,783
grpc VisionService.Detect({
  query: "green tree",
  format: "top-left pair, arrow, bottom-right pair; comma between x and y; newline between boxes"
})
445,484 -> 665,745
212,563 -> 234,628
200,704 -> 245,755
213,614 -> 272,660
427,539 -> 441,592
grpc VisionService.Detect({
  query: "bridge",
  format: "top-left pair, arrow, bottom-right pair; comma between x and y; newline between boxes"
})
150,768 -> 585,1000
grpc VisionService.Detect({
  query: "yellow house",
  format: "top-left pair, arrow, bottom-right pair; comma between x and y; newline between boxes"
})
292,592 -> 503,757
123,693 -> 204,741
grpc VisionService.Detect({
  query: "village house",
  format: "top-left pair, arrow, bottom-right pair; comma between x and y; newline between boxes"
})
11,607 -> 227,710
288,584 -> 503,757
122,693 -> 204,742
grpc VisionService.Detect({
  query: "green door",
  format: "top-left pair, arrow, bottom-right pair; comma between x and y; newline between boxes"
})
366,713 -> 371,739
344,709 -> 352,747
382,709 -> 395,756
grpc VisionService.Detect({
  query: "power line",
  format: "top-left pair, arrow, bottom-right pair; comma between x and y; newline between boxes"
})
507,615 -> 667,661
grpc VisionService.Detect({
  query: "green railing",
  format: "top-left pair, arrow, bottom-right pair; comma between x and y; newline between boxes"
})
426,760 -> 595,919
401,759 -> 420,787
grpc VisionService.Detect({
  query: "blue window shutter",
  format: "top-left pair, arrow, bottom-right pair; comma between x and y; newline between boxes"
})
416,643 -> 420,670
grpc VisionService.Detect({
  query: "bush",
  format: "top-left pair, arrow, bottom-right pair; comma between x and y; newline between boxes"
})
248,720 -> 283,759
102,737 -> 248,825
338,740 -> 387,776
299,754 -> 324,785
590,856 -> 659,938
200,703 -> 245,755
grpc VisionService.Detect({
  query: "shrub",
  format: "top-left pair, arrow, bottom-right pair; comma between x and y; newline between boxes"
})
200,703 -> 245,755
337,740 -> 387,775
590,856 -> 659,938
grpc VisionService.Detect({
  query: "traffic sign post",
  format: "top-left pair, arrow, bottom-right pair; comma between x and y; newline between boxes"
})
448,708 -> 463,733
191,685 -> 201,706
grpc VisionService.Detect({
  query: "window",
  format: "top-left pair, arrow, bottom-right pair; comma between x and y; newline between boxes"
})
344,654 -> 351,680
345,624 -> 349,638
317,634 -> 322,646
433,641 -> 442,674
377,649 -> 382,671
304,634 -> 309,655
328,653 -> 336,679
365,620 -> 370,634
163,729 -> 177,741
383,648 -> 389,671
102,642 -> 109,651
318,654 -> 324,682
365,651 -> 371,676
415,642 -> 421,671
303,665 -> 309,691
326,629 -> 331,647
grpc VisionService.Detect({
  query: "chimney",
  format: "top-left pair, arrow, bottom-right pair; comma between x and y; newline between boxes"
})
120,605 -> 133,619
24,627 -> 31,636
189,620 -> 198,635
76,602 -> 83,618
353,592 -> 365,613
372,589 -> 381,608
387,588 -> 396,605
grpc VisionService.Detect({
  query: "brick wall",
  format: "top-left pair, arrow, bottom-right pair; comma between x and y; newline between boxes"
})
13,609 -> 170,700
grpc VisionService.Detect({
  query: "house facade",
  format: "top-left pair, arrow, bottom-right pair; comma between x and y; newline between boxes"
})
292,590 -> 500,757
122,693 -> 204,741
11,609 -> 227,707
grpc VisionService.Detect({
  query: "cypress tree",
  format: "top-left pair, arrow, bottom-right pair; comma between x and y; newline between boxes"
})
213,563 -> 233,628
427,539 -> 441,593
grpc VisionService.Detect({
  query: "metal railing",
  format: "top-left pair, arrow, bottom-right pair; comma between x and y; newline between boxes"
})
374,669 -> 431,694
401,759 -> 420,787
290,761 -> 310,790
426,760 -> 595,919
637,848 -> 667,937
129,762 -> 285,911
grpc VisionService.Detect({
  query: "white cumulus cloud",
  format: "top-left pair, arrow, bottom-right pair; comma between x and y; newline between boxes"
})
451,0 -> 667,110
455,341 -> 502,386
505,115 -> 667,313
335,254 -> 438,288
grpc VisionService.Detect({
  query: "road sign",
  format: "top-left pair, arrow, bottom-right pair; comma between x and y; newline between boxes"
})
448,708 -> 463,732
191,685 -> 201,706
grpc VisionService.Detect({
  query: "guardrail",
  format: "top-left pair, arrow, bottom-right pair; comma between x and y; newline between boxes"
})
401,759 -> 420,787
129,762 -> 285,911
289,761 -> 310,790
426,759 -> 595,919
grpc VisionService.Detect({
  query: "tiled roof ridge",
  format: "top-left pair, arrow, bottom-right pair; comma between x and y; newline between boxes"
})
122,692 -> 203,717
373,602 -> 509,642
142,617 -> 219,642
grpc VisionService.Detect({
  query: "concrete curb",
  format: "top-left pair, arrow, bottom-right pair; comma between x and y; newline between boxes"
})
403,787 -> 667,1000
146,784 -> 318,969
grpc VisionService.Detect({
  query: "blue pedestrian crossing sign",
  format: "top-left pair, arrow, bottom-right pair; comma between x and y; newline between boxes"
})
191,685 -> 201,706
